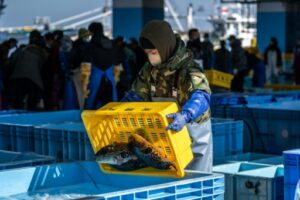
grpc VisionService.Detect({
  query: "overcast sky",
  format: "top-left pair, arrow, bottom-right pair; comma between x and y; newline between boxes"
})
0,0 -> 103,27
0,0 -> 213,31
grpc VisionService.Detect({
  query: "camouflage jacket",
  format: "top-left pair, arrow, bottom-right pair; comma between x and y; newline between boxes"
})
130,36 -> 211,123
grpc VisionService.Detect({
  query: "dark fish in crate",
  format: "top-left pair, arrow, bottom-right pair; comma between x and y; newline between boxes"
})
129,131 -> 176,170
95,142 -> 147,171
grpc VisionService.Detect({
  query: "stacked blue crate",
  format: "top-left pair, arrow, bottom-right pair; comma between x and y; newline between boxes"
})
272,90 -> 300,102
211,93 -> 273,106
212,101 -> 300,154
214,153 -> 282,166
235,166 -> 284,200
284,149 -> 300,200
211,118 -> 244,160
213,162 -> 271,200
211,91 -> 300,119
0,161 -> 225,199
0,150 -> 55,170
34,122 -> 94,161
0,110 -> 28,116
0,110 -> 81,152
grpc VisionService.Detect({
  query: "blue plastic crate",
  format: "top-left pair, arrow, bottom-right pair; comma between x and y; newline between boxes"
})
284,149 -> 300,185
213,162 -> 271,200
214,153 -> 281,166
212,118 -> 243,159
253,156 -> 283,165
211,93 -> 273,106
245,101 -> 300,110
0,150 -> 55,170
272,91 -> 300,102
235,166 -> 284,200
0,110 -> 28,116
34,122 -> 93,161
243,95 -> 273,104
285,184 -> 297,200
0,110 -> 82,152
216,102 -> 300,154
0,161 -> 224,199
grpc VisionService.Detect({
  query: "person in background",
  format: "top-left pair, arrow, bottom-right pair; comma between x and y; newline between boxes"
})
264,37 -> 282,84
213,40 -> 232,74
113,36 -> 136,99
70,28 -> 91,70
84,22 -> 121,109
62,29 -> 90,110
292,37 -> 300,84
229,35 -> 247,75
10,30 -> 47,110
48,30 -> 66,110
121,20 -> 212,172
248,47 -> 266,87
201,33 -> 214,70
231,59 -> 253,92
186,28 -> 203,63
0,38 -> 17,67
0,38 -> 17,108
128,38 -> 147,80
42,32 -> 56,110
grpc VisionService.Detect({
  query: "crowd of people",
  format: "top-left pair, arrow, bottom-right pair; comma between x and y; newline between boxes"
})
186,28 -> 300,92
0,22 -> 146,111
0,22 -> 299,110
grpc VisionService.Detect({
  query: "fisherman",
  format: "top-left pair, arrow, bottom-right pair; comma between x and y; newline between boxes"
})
121,20 -> 212,172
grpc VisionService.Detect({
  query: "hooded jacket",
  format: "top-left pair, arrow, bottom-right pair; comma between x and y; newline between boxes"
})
130,21 -> 211,123
11,44 -> 47,90
140,20 -> 176,64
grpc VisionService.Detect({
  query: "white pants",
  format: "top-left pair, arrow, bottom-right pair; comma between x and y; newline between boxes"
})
266,64 -> 279,84
186,119 -> 213,172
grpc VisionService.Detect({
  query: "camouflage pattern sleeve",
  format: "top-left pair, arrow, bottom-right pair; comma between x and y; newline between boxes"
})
185,67 -> 211,96
130,63 -> 152,101
178,67 -> 211,123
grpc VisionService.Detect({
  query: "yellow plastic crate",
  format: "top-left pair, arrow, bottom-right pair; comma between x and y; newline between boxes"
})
205,70 -> 233,89
81,102 -> 193,178
265,84 -> 300,91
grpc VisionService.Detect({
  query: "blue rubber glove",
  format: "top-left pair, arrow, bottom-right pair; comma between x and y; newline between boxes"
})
166,111 -> 191,132
166,90 -> 210,132
121,91 -> 144,102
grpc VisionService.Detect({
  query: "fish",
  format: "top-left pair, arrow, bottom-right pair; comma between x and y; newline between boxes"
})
129,130 -> 176,170
95,142 -> 147,171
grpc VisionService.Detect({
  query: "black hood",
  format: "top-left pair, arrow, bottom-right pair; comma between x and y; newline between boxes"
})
139,20 -> 176,63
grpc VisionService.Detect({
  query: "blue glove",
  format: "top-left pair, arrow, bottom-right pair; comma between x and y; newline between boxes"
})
166,90 -> 210,132
121,91 -> 144,102
166,111 -> 191,132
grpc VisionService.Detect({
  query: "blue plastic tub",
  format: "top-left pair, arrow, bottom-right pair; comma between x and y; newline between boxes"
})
214,153 -> 282,166
210,93 -> 273,106
34,122 -> 93,161
0,110 -> 28,116
0,110 -> 81,152
0,161 -> 224,200
212,118 -> 243,160
0,150 -> 55,170
284,149 -> 300,186
285,184 -> 297,200
213,162 -> 271,200
243,101 -> 300,110
254,156 -> 283,165
235,166 -> 284,200
212,101 -> 300,154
